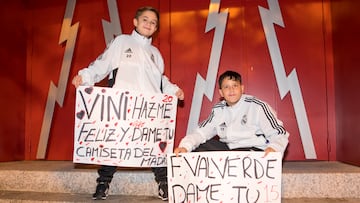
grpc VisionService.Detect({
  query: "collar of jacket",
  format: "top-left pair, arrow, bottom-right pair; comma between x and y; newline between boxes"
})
132,30 -> 152,46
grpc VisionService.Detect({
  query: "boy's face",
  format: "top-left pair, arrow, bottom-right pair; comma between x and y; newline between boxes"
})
133,10 -> 158,38
219,77 -> 244,106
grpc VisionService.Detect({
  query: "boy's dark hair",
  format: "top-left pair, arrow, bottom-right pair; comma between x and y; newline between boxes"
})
135,6 -> 160,26
218,70 -> 242,89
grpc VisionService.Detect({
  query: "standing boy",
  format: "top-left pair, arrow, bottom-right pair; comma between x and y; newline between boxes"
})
72,6 -> 184,201
175,70 -> 288,157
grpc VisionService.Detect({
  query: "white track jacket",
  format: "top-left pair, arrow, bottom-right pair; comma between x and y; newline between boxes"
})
78,30 -> 179,95
179,94 -> 289,154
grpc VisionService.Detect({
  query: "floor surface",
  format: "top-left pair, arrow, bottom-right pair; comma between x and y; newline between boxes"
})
0,161 -> 359,202
0,191 -> 360,203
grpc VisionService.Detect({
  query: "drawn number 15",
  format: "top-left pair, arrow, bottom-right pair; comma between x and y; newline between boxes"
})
264,185 -> 280,202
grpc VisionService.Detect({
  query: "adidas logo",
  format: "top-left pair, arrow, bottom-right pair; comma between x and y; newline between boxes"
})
125,48 -> 132,53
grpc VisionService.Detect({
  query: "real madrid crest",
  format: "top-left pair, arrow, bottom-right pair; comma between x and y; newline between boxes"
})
241,114 -> 247,125
151,54 -> 155,63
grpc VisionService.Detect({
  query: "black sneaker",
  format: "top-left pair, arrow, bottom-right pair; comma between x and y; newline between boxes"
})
158,181 -> 168,201
92,182 -> 109,200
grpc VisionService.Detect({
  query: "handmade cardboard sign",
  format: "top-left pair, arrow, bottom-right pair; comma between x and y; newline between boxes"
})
167,151 -> 282,203
73,86 -> 177,167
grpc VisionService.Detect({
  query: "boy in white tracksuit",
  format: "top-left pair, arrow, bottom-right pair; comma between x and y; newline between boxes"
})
175,70 -> 288,157
78,30 -> 179,95
72,6 -> 184,201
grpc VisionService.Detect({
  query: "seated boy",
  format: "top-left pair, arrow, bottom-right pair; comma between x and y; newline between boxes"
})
175,70 -> 289,156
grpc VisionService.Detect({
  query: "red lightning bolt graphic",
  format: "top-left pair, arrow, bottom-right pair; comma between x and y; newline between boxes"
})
37,0 -> 79,159
259,0 -> 316,159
